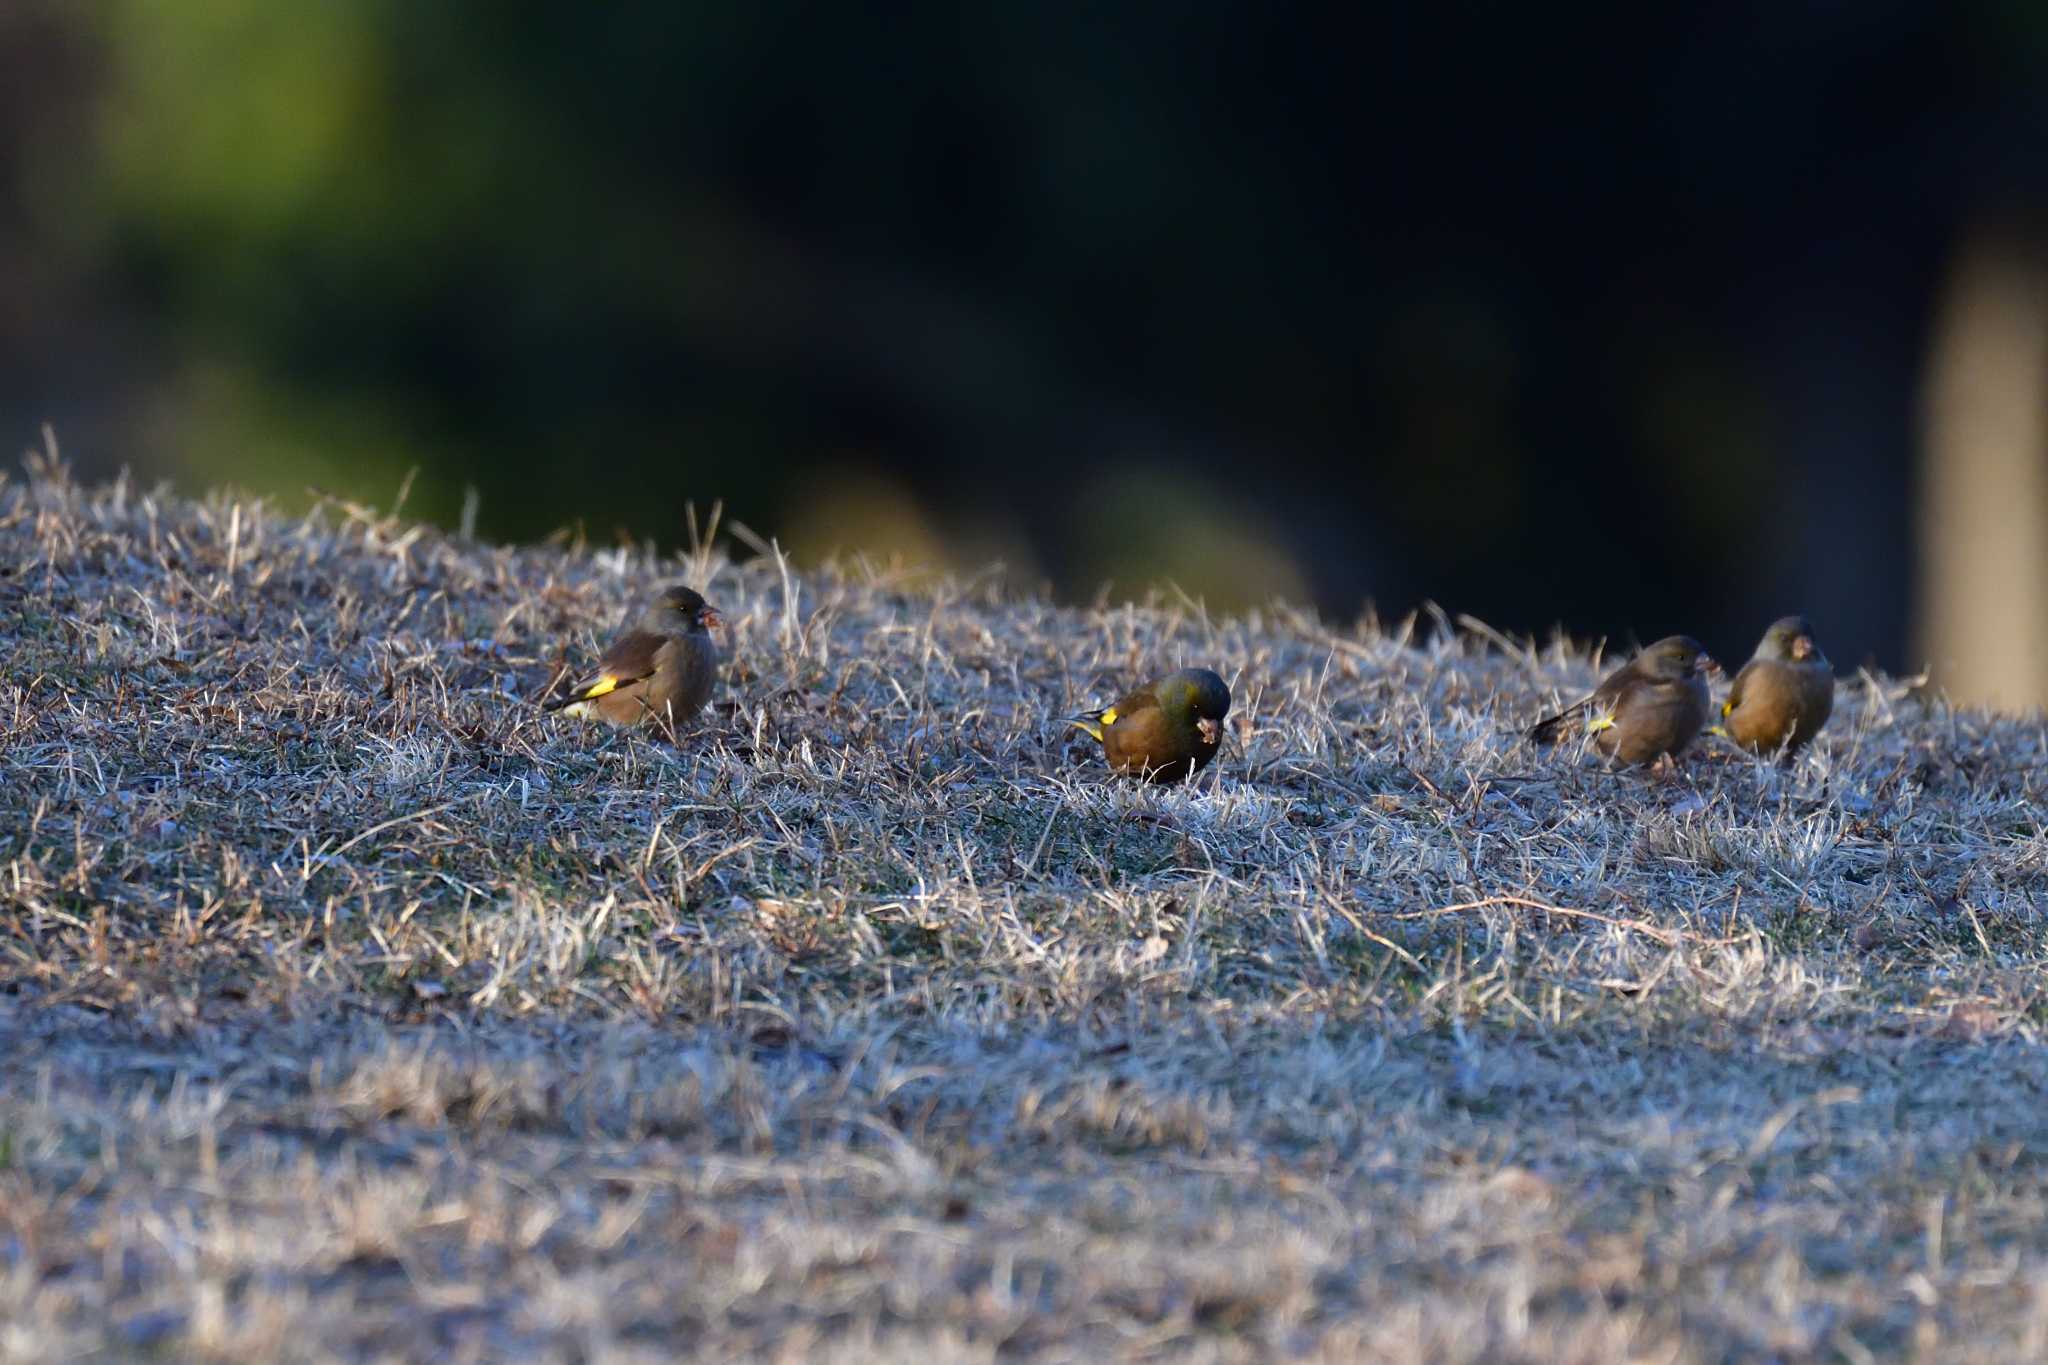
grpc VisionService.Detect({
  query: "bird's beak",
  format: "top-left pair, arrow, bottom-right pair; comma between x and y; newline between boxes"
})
1791,636 -> 1813,660
1702,656 -> 1722,676
1197,717 -> 1220,745
699,606 -> 724,631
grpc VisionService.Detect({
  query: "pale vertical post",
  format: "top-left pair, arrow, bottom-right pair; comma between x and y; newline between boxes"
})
1915,225 -> 2048,711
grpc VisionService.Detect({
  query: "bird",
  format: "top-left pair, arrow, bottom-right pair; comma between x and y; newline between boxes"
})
1719,615 -> 1835,755
1528,635 -> 1716,766
1069,667 -> 1233,783
544,584 -> 721,735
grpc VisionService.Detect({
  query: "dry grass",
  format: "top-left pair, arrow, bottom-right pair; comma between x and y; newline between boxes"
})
5,452 -> 2048,1361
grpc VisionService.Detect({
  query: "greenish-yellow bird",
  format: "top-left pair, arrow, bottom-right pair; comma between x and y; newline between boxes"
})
1070,667 -> 1232,783
545,584 -> 721,736
1720,615 -> 1834,755
1529,635 -> 1716,766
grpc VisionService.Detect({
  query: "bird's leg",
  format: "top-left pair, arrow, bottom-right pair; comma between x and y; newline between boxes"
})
1650,752 -> 1680,781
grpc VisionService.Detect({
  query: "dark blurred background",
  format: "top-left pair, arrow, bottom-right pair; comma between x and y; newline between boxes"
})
8,2 -> 2048,703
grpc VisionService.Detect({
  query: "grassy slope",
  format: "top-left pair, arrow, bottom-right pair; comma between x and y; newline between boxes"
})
4,460 -> 2048,1361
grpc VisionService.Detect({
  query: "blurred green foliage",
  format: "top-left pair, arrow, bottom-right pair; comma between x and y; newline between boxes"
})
94,0 -> 619,531
13,0 -> 2048,649
58,0 -> 1339,605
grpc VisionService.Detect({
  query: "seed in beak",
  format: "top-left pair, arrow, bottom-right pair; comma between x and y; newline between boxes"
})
1197,717 -> 1220,745
700,606 -> 724,630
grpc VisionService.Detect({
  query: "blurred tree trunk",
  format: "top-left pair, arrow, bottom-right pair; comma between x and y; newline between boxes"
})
1916,224 -> 2048,712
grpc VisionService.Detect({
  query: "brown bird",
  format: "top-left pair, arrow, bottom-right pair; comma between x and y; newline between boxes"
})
1069,667 -> 1232,783
1719,615 -> 1835,755
545,584 -> 721,735
1528,635 -> 1716,766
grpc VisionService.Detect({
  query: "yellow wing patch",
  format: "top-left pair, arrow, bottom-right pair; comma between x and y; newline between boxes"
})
555,674 -> 620,718
1586,715 -> 1616,734
1720,698 -> 1734,719
1067,705 -> 1117,742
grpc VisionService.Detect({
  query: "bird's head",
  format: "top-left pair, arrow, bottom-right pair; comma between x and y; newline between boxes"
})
1640,635 -> 1715,681
1164,668 -> 1232,744
1760,615 -> 1823,664
648,585 -> 722,633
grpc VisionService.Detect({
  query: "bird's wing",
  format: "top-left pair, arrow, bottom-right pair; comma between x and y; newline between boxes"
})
1721,659 -> 1757,719
1588,659 -> 1648,714
1068,683 -> 1159,741
1530,655 -> 1650,743
1589,658 -> 1678,733
544,630 -> 667,710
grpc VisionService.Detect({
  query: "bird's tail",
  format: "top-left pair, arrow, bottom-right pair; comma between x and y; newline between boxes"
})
539,664 -> 579,711
1526,703 -> 1585,745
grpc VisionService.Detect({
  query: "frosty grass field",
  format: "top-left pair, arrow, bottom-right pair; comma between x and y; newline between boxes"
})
6,457 -> 2048,1360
